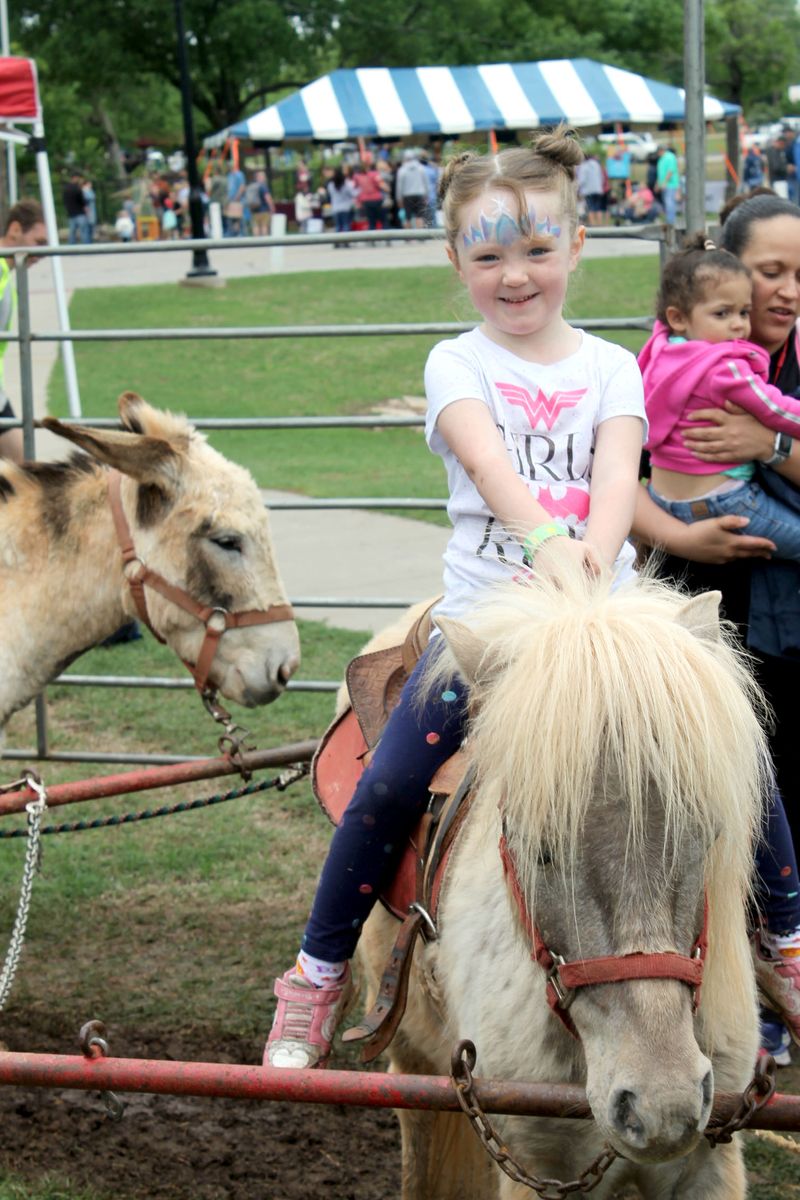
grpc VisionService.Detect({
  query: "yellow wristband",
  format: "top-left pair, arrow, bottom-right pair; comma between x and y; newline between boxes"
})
522,522 -> 569,560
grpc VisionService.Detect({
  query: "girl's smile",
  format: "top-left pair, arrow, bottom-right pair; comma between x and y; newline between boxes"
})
448,187 -> 584,361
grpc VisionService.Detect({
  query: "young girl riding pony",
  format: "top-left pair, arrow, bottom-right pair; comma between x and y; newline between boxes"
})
265,128 -> 647,1070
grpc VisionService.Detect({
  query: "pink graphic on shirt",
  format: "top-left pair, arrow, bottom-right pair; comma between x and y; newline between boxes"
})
496,382 -> 587,430
534,484 -> 590,522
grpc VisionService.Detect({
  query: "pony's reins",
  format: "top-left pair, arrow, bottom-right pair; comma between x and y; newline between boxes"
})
499,832 -> 708,1039
107,468 -> 294,720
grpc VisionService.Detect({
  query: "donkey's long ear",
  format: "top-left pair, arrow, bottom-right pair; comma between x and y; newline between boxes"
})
38,416 -> 180,487
435,616 -> 494,687
674,591 -> 722,642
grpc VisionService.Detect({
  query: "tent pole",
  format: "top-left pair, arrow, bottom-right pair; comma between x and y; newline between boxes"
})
683,0 -> 706,234
0,6 -> 17,203
33,120 -> 81,418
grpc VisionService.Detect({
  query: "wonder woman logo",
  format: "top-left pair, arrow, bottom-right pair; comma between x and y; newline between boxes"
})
496,382 -> 587,430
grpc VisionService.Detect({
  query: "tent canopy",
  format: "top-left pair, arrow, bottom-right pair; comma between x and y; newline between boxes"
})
0,56 -> 40,124
207,58 -> 740,146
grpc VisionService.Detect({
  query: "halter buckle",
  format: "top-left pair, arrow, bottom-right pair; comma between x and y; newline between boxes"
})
547,953 -> 575,1009
122,556 -> 146,582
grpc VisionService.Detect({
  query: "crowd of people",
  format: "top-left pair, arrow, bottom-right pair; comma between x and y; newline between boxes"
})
291,148 -> 442,240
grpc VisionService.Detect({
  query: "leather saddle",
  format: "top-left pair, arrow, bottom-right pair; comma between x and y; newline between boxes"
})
311,600 -> 473,1060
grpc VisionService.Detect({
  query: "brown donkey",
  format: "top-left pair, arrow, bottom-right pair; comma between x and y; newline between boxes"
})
0,391 -> 299,728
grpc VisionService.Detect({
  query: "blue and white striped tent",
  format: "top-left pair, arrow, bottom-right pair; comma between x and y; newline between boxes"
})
208,59 -> 739,145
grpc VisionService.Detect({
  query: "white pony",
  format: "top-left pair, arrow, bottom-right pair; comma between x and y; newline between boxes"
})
356,565 -> 770,1199
0,392 -> 300,728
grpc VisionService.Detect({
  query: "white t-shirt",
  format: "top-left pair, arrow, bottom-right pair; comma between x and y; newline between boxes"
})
424,328 -> 647,619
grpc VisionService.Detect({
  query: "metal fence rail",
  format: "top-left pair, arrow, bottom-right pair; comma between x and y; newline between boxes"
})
4,226 -> 663,766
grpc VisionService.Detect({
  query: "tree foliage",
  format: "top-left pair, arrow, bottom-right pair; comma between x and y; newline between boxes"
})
9,0 -> 800,183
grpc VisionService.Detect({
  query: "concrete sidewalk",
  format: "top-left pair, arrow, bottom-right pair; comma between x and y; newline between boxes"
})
7,233 -> 654,631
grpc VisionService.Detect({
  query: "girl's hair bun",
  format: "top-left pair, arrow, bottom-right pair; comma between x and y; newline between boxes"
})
528,126 -> 585,175
438,152 -> 478,205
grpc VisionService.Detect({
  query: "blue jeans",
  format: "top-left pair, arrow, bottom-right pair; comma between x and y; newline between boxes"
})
68,214 -> 89,245
662,187 -> 679,226
756,790 -> 800,934
334,210 -> 353,233
649,479 -> 800,562
302,642 -> 469,962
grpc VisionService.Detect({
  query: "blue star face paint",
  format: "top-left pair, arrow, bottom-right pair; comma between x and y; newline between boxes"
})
462,193 -> 562,248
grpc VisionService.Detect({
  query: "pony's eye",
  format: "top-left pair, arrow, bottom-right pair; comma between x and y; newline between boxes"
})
538,846 -> 553,867
211,534 -> 242,553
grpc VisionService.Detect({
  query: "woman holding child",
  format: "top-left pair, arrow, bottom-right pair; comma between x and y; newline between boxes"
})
634,191 -> 800,1060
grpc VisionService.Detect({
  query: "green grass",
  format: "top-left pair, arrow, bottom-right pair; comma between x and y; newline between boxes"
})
45,259 -> 658,522
1,619 -> 365,1036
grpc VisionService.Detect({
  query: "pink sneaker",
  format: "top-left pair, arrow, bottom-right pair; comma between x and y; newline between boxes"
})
752,929 -> 800,1048
264,965 -> 355,1069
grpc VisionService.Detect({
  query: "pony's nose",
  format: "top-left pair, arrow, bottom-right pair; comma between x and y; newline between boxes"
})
608,1068 -> 713,1158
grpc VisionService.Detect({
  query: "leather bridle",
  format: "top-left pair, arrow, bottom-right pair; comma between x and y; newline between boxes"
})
499,830 -> 708,1040
107,469 -> 294,699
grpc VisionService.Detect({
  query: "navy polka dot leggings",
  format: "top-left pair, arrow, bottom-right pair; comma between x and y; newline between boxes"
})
302,642 -> 468,963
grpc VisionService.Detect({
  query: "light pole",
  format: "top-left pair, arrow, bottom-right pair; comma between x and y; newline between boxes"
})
174,0 -> 217,281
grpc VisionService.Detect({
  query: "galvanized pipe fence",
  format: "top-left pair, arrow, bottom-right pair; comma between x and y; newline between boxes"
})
2,226 -> 664,766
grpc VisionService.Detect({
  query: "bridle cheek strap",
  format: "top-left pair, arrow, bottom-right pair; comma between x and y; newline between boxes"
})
107,469 -> 294,694
499,832 -> 709,1040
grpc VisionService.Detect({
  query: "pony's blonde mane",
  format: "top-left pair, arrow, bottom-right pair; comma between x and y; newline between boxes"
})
424,566 -> 771,1022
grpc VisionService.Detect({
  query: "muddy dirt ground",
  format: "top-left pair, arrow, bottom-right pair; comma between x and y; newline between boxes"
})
0,1016 -> 401,1200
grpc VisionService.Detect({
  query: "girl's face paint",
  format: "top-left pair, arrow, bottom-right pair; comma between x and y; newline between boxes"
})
462,193 -> 562,247
448,188 -> 584,357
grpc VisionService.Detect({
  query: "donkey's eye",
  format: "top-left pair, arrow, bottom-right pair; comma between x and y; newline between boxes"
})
211,534 -> 243,553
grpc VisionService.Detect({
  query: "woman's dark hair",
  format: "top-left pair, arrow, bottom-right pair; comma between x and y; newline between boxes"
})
332,167 -> 345,189
656,231 -> 750,327
719,190 -> 800,256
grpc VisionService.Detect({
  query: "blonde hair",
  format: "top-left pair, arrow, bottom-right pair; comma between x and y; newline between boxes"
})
439,126 -> 584,250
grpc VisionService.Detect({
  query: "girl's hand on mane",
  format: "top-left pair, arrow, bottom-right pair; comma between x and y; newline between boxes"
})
535,535 -> 600,584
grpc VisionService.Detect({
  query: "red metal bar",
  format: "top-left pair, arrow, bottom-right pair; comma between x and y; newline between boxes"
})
0,1053 -> 798,1130
0,739 -> 320,817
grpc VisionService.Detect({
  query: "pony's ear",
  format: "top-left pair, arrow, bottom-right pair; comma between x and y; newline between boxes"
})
435,616 -> 493,686
674,591 -> 722,642
38,417 -> 180,488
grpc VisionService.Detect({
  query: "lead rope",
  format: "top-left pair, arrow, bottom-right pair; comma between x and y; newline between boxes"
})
0,772 -> 47,1011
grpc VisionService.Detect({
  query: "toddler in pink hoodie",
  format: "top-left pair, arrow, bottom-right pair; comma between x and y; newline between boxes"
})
639,234 -> 800,560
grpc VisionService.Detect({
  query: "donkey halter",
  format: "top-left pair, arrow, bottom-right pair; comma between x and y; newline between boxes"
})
107,469 -> 294,699
499,830 -> 708,1040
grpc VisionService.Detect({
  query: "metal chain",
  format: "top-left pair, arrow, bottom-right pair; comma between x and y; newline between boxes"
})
0,772 -> 47,1011
201,688 -> 255,780
705,1055 -> 777,1146
79,1019 -> 125,1121
450,1041 -> 619,1198
0,764 -> 309,840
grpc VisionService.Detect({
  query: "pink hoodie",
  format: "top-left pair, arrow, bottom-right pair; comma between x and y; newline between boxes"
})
638,320 -> 800,474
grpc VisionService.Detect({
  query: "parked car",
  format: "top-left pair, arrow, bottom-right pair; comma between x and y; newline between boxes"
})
596,131 -> 659,162
743,123 -> 784,149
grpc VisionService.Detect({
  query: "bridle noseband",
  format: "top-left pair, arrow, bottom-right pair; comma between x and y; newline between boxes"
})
107,469 -> 294,698
499,831 -> 708,1040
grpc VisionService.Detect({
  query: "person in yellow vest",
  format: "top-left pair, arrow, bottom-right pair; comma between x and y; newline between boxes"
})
0,199 -> 48,462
